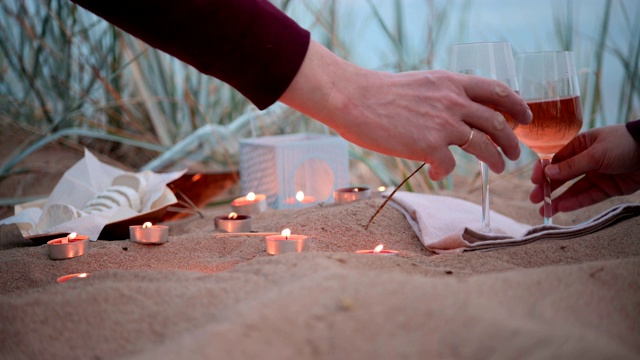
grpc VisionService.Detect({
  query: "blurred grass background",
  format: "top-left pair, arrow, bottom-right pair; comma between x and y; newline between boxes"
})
0,0 -> 638,199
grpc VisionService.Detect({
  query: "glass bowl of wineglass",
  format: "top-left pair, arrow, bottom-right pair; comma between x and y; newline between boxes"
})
513,51 -> 583,224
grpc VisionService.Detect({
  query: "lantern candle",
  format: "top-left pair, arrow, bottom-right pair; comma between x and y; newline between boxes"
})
214,212 -> 252,233
334,187 -> 371,204
57,273 -> 89,283
231,192 -> 268,215
286,191 -> 316,205
47,232 -> 90,260
265,228 -> 309,255
355,244 -> 398,256
129,222 -> 169,244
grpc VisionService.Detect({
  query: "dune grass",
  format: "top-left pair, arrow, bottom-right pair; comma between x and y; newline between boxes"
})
0,0 -> 637,194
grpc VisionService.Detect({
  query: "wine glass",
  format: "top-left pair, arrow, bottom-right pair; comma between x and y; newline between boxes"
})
514,51 -> 583,224
449,42 -> 518,233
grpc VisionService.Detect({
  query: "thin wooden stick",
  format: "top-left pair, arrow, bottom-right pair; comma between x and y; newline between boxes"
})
364,162 -> 426,230
173,188 -> 205,219
212,232 -> 279,237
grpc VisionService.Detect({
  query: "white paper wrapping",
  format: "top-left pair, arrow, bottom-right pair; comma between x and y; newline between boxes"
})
0,149 -> 184,240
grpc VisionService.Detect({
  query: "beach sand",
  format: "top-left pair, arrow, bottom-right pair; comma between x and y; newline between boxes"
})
1,122 -> 639,359
1,182 -> 639,359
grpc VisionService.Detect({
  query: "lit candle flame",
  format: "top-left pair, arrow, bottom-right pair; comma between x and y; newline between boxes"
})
246,192 -> 256,201
67,232 -> 77,241
78,273 -> 88,278
373,244 -> 384,254
143,222 -> 153,228
295,191 -> 304,202
228,212 -> 238,219
354,188 -> 359,192
281,228 -> 291,240
377,186 -> 386,192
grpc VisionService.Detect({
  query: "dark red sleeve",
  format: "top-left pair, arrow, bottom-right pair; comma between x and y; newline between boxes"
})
626,119 -> 640,144
71,0 -> 310,110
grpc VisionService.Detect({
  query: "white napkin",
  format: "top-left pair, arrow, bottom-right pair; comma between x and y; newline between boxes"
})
386,191 -> 640,254
0,149 -> 184,240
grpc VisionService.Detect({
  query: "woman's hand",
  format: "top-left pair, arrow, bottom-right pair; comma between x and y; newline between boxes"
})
530,124 -> 640,215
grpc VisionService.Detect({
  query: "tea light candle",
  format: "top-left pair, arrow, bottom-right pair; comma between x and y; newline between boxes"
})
47,232 -> 90,260
57,273 -> 89,283
371,186 -> 393,199
231,192 -> 268,215
355,244 -> 398,256
334,187 -> 371,204
265,228 -> 309,255
286,191 -> 316,205
214,212 -> 252,233
129,222 -> 169,244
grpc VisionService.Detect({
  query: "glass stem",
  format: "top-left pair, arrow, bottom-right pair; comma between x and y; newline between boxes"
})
540,157 -> 553,225
480,161 -> 491,233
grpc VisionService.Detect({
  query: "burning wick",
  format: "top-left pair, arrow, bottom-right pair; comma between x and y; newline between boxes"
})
143,222 -> 153,229
355,243 -> 397,255
56,272 -> 89,283
377,186 -> 386,192
62,232 -> 77,244
265,228 -> 308,255
246,192 -> 256,201
295,191 -> 305,202
228,212 -> 239,219
354,188 -> 359,192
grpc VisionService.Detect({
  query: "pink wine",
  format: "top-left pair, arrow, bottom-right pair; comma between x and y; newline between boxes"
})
509,96 -> 583,157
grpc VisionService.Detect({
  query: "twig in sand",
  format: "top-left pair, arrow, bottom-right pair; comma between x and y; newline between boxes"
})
212,232 -> 279,237
173,188 -> 205,219
364,162 -> 426,230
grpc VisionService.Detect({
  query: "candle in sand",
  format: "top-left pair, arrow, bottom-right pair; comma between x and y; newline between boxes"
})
231,192 -> 268,215
286,191 -> 316,205
355,244 -> 398,256
47,232 -> 90,260
214,212 -> 252,233
129,222 -> 169,244
371,186 -> 394,199
265,228 -> 309,255
334,187 -> 371,204
57,273 -> 89,283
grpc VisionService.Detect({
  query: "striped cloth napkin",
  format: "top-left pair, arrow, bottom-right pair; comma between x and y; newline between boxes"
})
387,191 -> 640,254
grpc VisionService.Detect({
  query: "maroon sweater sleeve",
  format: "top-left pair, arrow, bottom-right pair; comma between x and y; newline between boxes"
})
626,119 -> 640,143
71,0 -> 310,110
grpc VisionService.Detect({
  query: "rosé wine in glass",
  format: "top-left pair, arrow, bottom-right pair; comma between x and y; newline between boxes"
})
515,51 -> 583,225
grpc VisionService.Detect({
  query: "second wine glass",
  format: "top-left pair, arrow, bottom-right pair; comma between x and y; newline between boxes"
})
449,42 -> 518,233
514,51 -> 583,225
